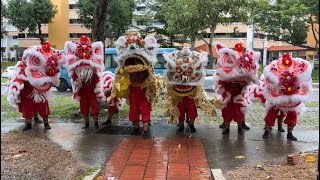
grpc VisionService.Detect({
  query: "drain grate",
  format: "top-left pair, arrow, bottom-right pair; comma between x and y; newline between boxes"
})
96,125 -> 142,135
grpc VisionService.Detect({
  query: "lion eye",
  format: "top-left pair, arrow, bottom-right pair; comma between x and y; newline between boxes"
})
147,47 -> 154,51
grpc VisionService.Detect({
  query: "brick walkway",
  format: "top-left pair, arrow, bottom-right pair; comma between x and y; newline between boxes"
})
103,137 -> 211,180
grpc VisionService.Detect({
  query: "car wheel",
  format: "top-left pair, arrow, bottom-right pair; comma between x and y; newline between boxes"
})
56,78 -> 68,92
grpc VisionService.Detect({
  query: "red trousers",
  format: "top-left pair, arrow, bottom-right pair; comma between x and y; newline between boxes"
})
18,81 -> 50,119
221,101 -> 245,124
177,96 -> 197,122
264,108 -> 297,127
108,105 -> 118,114
129,87 -> 152,123
80,95 -> 99,115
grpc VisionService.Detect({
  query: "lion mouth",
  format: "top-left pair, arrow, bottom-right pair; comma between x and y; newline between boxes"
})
173,85 -> 195,93
34,83 -> 52,92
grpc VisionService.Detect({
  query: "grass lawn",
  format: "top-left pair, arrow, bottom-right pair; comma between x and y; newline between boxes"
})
312,69 -> 319,83
1,61 -> 17,72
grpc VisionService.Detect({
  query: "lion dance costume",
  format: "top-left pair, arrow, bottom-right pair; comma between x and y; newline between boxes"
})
64,35 -> 122,129
163,46 -> 220,134
246,75 -> 286,134
258,54 -> 312,140
108,33 -> 163,138
5,42 -> 64,131
213,41 -> 260,135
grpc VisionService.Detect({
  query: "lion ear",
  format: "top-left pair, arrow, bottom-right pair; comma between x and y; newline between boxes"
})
144,35 -> 159,56
64,41 -> 77,55
23,47 -> 45,68
213,42 -> 227,54
115,36 -> 127,56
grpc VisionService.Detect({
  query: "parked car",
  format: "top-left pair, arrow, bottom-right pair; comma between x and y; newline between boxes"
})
55,47 -> 178,92
203,69 -> 216,90
2,66 -> 15,78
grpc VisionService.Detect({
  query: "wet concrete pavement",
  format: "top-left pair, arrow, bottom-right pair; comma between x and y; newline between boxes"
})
1,122 -> 318,173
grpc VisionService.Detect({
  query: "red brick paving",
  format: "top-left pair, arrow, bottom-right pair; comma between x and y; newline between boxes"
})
103,137 -> 211,180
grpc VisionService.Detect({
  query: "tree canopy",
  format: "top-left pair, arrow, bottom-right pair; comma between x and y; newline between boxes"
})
77,0 -> 135,43
252,0 -> 319,49
6,0 -> 57,44
1,0 -> 8,38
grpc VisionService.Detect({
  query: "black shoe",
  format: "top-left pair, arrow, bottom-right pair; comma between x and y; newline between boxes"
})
189,124 -> 196,133
242,123 -> 250,130
34,117 -> 42,123
238,128 -> 243,135
177,126 -> 184,134
287,133 -> 297,141
22,123 -> 32,131
262,131 -> 269,139
222,128 -> 230,134
219,122 -> 225,129
278,125 -> 285,132
142,131 -> 149,139
130,128 -> 141,135
95,122 -> 99,129
44,123 -> 51,129
82,122 -> 89,129
102,120 -> 112,125
186,119 -> 190,124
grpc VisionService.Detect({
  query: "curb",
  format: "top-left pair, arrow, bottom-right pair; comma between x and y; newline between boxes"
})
211,169 -> 226,180
83,168 -> 101,180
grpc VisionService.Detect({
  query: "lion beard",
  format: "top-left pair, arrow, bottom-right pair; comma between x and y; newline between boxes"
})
75,68 -> 94,83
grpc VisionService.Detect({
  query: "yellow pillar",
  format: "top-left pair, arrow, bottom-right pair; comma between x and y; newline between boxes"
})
48,0 -> 69,50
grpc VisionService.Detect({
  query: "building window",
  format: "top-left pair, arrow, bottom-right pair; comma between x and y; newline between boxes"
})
69,4 -> 78,9
136,6 -> 146,11
26,34 -> 48,38
18,33 -> 25,38
69,19 -> 81,24
137,21 -> 145,26
70,33 -> 92,38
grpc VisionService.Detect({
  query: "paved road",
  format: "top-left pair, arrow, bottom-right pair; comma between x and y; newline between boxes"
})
1,122 -> 319,173
1,85 -> 319,101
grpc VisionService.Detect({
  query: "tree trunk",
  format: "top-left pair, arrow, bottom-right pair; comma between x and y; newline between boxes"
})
37,23 -> 45,45
92,0 -> 110,42
190,34 -> 196,50
207,23 -> 217,69
310,17 -> 319,51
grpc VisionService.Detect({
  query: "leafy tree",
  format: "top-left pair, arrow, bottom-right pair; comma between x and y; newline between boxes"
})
1,0 -> 7,38
155,0 -> 250,68
6,0 -> 57,44
77,0 -> 135,43
92,0 -> 110,42
252,0 -> 318,49
301,0 -> 319,50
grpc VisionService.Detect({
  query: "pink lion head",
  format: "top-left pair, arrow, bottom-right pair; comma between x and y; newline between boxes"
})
263,54 -> 312,112
213,41 -> 260,84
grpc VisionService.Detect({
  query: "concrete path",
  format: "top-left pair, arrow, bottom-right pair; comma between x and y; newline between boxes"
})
1,122 -> 318,178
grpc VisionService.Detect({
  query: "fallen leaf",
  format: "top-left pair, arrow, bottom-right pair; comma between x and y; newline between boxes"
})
305,156 -> 316,162
12,154 -> 24,158
254,164 -> 264,170
95,176 -> 103,180
200,169 -> 208,173
18,150 -> 27,153
235,155 -> 245,159
266,176 -> 272,179
256,147 -> 259,150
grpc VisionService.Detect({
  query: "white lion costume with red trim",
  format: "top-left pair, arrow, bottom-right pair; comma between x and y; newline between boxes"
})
64,35 -> 105,103
262,54 -> 312,115
246,75 -> 267,106
5,42 -> 64,107
162,46 -> 221,124
213,41 -> 260,112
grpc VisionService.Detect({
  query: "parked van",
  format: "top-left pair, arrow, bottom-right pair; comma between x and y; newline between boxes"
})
56,47 -> 178,92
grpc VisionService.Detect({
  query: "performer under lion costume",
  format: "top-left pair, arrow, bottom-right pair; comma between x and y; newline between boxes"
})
163,45 -> 220,134
64,35 -> 122,129
213,41 -> 260,135
259,54 -> 312,140
108,33 -> 163,138
5,42 -> 64,131
246,75 -> 286,133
